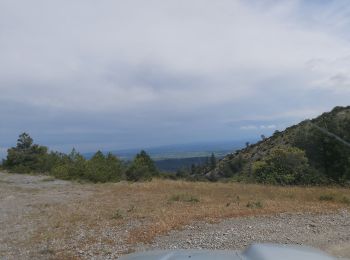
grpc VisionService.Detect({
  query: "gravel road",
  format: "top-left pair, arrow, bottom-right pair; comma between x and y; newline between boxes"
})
0,172 -> 349,259
136,210 -> 350,259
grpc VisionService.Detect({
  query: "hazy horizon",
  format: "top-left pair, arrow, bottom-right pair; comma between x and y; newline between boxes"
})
1,0 -> 350,158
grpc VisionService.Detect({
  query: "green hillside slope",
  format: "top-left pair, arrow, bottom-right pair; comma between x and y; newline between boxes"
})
203,106 -> 350,184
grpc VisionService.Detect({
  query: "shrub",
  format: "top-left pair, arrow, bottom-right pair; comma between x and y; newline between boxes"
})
220,155 -> 246,178
111,209 -> 124,219
126,164 -> 153,182
319,194 -> 334,201
340,196 -> 350,205
252,147 -> 310,185
50,149 -> 87,180
169,193 -> 200,203
246,201 -> 263,209
3,133 -> 49,173
126,150 -> 159,181
85,152 -> 124,183
51,150 -> 125,183
159,172 -> 178,180
175,169 -> 189,179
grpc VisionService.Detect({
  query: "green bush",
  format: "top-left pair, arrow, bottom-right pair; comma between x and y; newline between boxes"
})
246,201 -> 263,209
319,194 -> 334,201
51,164 -> 71,180
111,209 -> 124,219
175,168 -> 190,179
3,133 -> 49,173
221,155 -> 246,178
85,152 -> 124,183
51,150 -> 125,183
252,147 -> 311,185
169,193 -> 200,203
50,149 -> 87,180
126,150 -> 159,181
340,196 -> 350,205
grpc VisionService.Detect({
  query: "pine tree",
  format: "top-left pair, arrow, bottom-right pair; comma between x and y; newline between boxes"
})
210,153 -> 216,170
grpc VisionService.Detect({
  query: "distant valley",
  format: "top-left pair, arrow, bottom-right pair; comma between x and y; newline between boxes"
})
83,140 -> 253,172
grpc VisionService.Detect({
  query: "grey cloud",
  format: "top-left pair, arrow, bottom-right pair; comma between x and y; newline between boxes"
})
0,0 -> 350,156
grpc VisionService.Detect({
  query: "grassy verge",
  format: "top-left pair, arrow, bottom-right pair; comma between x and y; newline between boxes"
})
30,179 -> 350,252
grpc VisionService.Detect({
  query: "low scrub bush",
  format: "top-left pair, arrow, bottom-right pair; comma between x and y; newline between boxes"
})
340,196 -> 350,205
319,194 -> 334,201
169,193 -> 200,203
246,201 -> 263,209
111,209 -> 124,220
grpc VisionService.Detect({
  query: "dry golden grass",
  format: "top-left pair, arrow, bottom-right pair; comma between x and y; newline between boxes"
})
33,179 -> 350,251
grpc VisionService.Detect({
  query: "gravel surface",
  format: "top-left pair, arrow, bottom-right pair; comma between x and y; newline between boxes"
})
0,172 -> 91,259
1,172 -> 350,259
136,210 -> 350,258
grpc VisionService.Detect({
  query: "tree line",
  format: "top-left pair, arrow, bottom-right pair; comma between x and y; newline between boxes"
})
1,133 -> 159,182
3,107 -> 350,186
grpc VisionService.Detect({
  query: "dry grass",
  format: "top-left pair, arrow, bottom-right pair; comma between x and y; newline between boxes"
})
33,179 -> 350,250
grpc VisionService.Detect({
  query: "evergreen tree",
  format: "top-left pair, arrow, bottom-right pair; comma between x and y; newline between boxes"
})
126,150 -> 159,181
16,133 -> 33,150
210,153 -> 216,170
4,133 -> 48,173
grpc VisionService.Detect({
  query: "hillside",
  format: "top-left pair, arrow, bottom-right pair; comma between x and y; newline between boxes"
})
203,106 -> 350,184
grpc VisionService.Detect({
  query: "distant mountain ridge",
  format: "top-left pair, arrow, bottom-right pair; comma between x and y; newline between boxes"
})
203,106 -> 350,184
83,140 -> 251,161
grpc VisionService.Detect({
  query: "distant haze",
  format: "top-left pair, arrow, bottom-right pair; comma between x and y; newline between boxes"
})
1,0 -> 350,158
83,139 -> 254,160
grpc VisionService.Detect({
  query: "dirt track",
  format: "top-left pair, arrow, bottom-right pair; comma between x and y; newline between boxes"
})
0,172 -> 349,259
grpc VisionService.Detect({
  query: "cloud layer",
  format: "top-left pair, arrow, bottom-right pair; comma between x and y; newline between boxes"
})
1,0 -> 350,156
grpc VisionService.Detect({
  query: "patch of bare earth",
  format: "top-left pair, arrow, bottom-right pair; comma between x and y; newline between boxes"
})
0,172 -> 350,259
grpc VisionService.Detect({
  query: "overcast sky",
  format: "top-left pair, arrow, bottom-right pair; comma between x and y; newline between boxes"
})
1,0 -> 350,157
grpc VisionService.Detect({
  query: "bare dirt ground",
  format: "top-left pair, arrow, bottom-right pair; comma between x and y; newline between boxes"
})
0,171 -> 350,259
